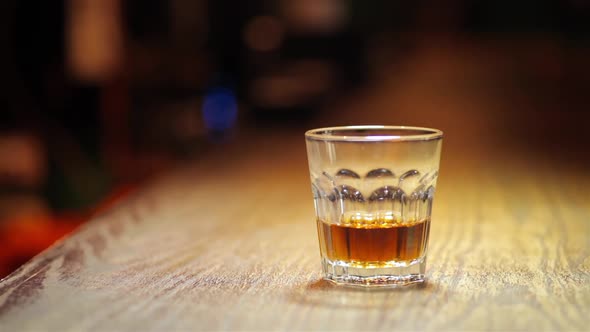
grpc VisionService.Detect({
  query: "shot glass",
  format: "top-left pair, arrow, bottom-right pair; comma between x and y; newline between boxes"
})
305,125 -> 443,287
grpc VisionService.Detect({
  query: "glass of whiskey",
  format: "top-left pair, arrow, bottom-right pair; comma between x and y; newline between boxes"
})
305,126 -> 443,287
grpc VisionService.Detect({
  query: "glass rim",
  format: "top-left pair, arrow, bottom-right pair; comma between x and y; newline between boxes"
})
305,125 -> 443,142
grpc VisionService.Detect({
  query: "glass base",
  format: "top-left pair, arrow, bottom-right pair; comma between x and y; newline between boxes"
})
321,257 -> 426,288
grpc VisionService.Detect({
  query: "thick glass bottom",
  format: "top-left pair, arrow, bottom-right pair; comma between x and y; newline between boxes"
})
321,257 -> 426,288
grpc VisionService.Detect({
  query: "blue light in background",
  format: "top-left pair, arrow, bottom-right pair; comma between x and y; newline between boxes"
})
202,87 -> 238,132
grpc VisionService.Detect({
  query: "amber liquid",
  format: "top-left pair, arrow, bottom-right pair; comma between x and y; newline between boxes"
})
317,217 -> 430,267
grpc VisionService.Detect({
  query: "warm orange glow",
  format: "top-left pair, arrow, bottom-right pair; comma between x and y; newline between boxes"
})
243,16 -> 284,52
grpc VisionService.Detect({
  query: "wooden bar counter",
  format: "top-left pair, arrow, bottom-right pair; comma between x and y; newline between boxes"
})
0,127 -> 588,331
2,44 -> 589,330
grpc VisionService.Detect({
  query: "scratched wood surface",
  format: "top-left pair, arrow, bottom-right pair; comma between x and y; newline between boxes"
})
2,43 -> 590,331
0,131 -> 588,331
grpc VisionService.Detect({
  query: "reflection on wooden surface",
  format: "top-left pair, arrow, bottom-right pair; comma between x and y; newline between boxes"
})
1,43 -> 589,330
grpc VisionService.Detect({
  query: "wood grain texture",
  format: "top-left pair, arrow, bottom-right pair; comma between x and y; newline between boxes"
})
0,131 -> 588,331
2,42 -> 590,331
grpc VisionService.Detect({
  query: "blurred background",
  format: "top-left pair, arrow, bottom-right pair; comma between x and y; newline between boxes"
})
1,0 -> 589,278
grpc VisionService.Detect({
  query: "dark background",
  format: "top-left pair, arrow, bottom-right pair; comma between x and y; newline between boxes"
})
1,0 -> 589,277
